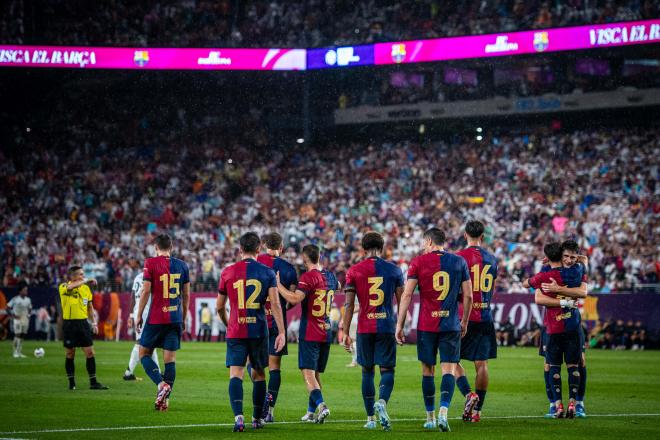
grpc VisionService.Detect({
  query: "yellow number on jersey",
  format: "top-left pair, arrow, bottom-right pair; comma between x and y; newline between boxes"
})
312,289 -> 335,317
233,279 -> 262,310
159,273 -> 181,299
432,271 -> 450,300
470,264 -> 494,292
368,277 -> 385,306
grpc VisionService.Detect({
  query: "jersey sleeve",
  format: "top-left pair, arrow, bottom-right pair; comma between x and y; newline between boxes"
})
297,272 -> 314,296
7,297 -> 15,308
344,267 -> 356,292
561,265 -> 584,288
285,264 -> 298,288
394,266 -> 404,288
218,269 -> 228,295
180,262 -> 190,284
266,269 -> 277,290
80,285 -> 93,302
528,271 -> 548,289
142,259 -> 153,282
58,283 -> 70,296
459,257 -> 469,282
407,257 -> 419,280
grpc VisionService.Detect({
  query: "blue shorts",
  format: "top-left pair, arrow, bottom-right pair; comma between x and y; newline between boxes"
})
579,326 -> 586,354
417,330 -> 461,365
268,327 -> 288,357
460,321 -> 497,361
226,337 -> 268,369
298,340 -> 330,372
140,323 -> 182,351
357,333 -> 397,368
545,330 -> 581,366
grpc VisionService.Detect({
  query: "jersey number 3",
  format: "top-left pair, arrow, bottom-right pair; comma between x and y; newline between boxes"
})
368,277 -> 385,306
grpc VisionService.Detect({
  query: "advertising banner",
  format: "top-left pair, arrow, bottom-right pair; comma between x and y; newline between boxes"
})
0,46 -> 307,70
374,19 -> 660,65
306,45 -> 374,69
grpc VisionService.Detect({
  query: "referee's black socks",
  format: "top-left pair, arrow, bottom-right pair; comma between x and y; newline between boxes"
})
86,356 -> 98,385
65,358 -> 75,388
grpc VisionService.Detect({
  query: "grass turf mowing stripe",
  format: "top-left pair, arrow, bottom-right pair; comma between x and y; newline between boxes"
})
2,413 -> 660,435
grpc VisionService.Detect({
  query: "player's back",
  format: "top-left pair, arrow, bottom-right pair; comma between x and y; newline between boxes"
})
408,250 -> 469,333
219,258 -> 275,339
257,253 -> 297,330
346,256 -> 403,334
144,255 -> 190,325
299,269 -> 339,343
457,246 -> 498,322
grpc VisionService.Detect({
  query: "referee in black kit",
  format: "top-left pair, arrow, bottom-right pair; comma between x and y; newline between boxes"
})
58,266 -> 108,390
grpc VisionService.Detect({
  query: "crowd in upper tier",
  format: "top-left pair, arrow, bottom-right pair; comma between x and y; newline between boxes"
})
2,0 -> 658,48
1,101 -> 657,293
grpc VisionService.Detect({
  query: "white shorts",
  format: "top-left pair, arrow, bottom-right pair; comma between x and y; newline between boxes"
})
13,318 -> 29,335
135,326 -> 143,341
349,315 -> 358,339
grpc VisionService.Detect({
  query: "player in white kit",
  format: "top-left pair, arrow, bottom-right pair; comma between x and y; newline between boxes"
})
123,272 -> 160,380
7,283 -> 32,358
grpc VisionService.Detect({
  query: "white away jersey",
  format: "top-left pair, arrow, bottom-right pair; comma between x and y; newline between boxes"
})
8,295 -> 32,319
132,273 -> 151,321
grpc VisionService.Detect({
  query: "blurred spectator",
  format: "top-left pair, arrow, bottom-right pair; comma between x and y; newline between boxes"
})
518,317 -> 542,347
497,317 -> 516,346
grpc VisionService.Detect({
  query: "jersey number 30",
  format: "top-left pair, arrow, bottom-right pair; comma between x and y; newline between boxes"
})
312,289 -> 334,317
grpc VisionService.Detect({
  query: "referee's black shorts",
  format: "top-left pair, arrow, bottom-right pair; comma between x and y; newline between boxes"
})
63,319 -> 94,349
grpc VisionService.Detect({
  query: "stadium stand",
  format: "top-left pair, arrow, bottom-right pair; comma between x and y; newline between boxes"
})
1,0 -> 658,47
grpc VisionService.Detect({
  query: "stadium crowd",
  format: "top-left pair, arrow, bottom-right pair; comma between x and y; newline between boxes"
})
2,0 -> 658,48
1,104 -> 657,293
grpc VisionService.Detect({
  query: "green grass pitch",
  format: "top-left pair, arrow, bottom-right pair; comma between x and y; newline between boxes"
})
1,341 -> 660,439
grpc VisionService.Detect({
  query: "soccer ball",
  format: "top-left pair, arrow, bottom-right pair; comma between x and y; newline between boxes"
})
34,348 -> 45,358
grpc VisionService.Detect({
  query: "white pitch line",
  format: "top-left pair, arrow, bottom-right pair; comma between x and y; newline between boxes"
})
2,413 -> 660,435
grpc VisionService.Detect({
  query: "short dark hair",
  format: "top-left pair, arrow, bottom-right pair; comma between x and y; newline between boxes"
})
155,234 -> 172,250
561,239 -> 580,254
67,265 -> 83,276
544,242 -> 563,262
423,228 -> 446,246
362,231 -> 384,252
465,220 -> 485,239
262,232 -> 283,250
302,244 -> 320,264
239,232 -> 261,254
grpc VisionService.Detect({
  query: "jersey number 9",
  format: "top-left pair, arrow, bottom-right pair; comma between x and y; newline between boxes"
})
432,271 -> 450,300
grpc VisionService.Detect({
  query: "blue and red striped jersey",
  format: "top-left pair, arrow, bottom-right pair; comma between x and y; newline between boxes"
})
345,256 -> 404,334
529,263 -> 585,334
143,255 -> 190,325
408,250 -> 469,333
456,246 -> 498,323
298,269 -> 339,343
218,258 -> 276,339
257,253 -> 298,330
